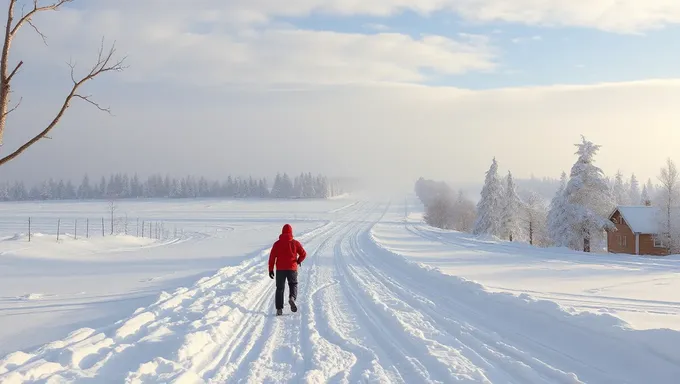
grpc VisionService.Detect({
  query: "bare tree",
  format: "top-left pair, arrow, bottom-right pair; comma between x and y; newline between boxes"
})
109,198 -> 116,235
657,157 -> 680,252
452,190 -> 476,233
522,191 -> 548,246
424,193 -> 455,230
0,0 -> 126,166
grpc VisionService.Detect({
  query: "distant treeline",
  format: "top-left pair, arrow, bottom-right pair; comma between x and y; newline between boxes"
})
0,172 -> 347,201
414,177 -> 477,232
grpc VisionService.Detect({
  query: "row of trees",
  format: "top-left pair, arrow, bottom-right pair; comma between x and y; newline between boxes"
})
471,158 -> 549,246
414,178 -> 477,233
0,172 -> 346,201
417,135 -> 680,253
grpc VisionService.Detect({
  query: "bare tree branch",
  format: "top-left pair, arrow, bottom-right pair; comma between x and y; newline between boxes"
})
10,0 -> 73,38
6,60 -> 22,83
73,94 -> 111,114
3,96 -> 22,117
0,40 -> 126,166
26,18 -> 47,45
67,58 -> 77,84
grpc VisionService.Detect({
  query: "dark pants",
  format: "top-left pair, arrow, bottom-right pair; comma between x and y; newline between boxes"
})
275,270 -> 298,309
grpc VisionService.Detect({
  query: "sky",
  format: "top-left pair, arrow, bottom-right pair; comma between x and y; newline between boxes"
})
2,0 -> 680,192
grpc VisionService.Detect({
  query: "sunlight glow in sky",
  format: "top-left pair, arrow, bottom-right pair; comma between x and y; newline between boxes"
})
2,0 -> 680,190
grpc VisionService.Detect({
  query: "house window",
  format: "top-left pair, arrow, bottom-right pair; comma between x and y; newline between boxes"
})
617,235 -> 627,247
653,235 -> 665,248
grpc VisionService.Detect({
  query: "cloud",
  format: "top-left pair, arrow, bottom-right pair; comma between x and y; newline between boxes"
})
3,78 -> 680,191
15,7 -> 496,87
81,0 -> 680,33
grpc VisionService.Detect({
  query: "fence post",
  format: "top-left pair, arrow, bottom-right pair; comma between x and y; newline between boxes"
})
74,219 -> 77,240
149,222 -> 152,239
141,221 -> 145,237
28,217 -> 31,242
137,218 -> 140,237
102,218 -> 105,237
57,219 -> 61,242
87,218 -> 89,238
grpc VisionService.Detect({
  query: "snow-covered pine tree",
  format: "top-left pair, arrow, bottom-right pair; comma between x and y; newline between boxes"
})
0,182 -> 9,201
65,181 -> 76,200
501,171 -> 523,241
271,174 -> 282,198
130,174 -> 141,198
78,174 -> 92,200
629,174 -> 641,206
473,158 -> 504,237
561,136 -> 615,252
646,178 -> 655,201
547,171 -> 569,247
612,171 -> 629,205
641,184 -> 651,205
40,180 -> 51,200
282,173 -> 294,198
11,181 -> 26,200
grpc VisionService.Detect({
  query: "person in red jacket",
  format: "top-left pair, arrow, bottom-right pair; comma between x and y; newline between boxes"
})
268,224 -> 307,315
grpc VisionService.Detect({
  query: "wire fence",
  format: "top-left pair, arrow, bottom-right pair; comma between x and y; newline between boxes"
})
18,215 -> 185,243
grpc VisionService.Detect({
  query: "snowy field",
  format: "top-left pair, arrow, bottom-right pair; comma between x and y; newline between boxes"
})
2,196 -> 680,383
374,197 -> 680,332
0,198 -> 345,356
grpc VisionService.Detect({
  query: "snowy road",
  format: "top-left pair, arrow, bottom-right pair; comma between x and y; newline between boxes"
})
2,200 -> 680,383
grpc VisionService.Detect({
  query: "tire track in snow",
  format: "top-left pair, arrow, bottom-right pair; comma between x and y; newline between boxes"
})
350,229 -> 583,383
325,201 -> 589,383
368,223 -> 680,383
300,203 -> 387,383
237,201 -> 375,383
6,198 -> 678,383
334,202 -> 491,383
0,204 -> 365,383
188,203 -> 372,383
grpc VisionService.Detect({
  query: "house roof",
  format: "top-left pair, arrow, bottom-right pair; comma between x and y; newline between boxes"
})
612,206 -> 660,234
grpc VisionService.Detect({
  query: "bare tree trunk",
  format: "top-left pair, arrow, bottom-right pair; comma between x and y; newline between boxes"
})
0,1 -> 17,144
659,158 -> 679,254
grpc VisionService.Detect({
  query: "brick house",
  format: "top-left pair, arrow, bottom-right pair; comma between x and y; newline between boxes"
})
607,206 -> 669,256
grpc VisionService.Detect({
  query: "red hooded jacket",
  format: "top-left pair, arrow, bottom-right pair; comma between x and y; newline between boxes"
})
268,224 -> 306,272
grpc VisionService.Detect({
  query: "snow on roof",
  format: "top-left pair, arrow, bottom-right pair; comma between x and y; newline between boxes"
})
615,206 -> 660,234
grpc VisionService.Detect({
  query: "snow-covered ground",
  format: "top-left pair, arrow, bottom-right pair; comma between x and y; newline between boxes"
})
1,196 -> 680,383
0,198 -> 344,356
373,197 -> 680,332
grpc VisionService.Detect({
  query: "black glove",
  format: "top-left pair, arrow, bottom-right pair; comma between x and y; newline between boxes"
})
269,271 -> 274,279
297,259 -> 302,266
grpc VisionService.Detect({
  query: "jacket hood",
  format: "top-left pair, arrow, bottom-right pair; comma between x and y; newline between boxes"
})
279,224 -> 293,240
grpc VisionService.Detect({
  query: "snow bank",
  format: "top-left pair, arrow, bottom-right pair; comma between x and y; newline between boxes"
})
0,232 -> 162,260
365,228 -> 680,383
